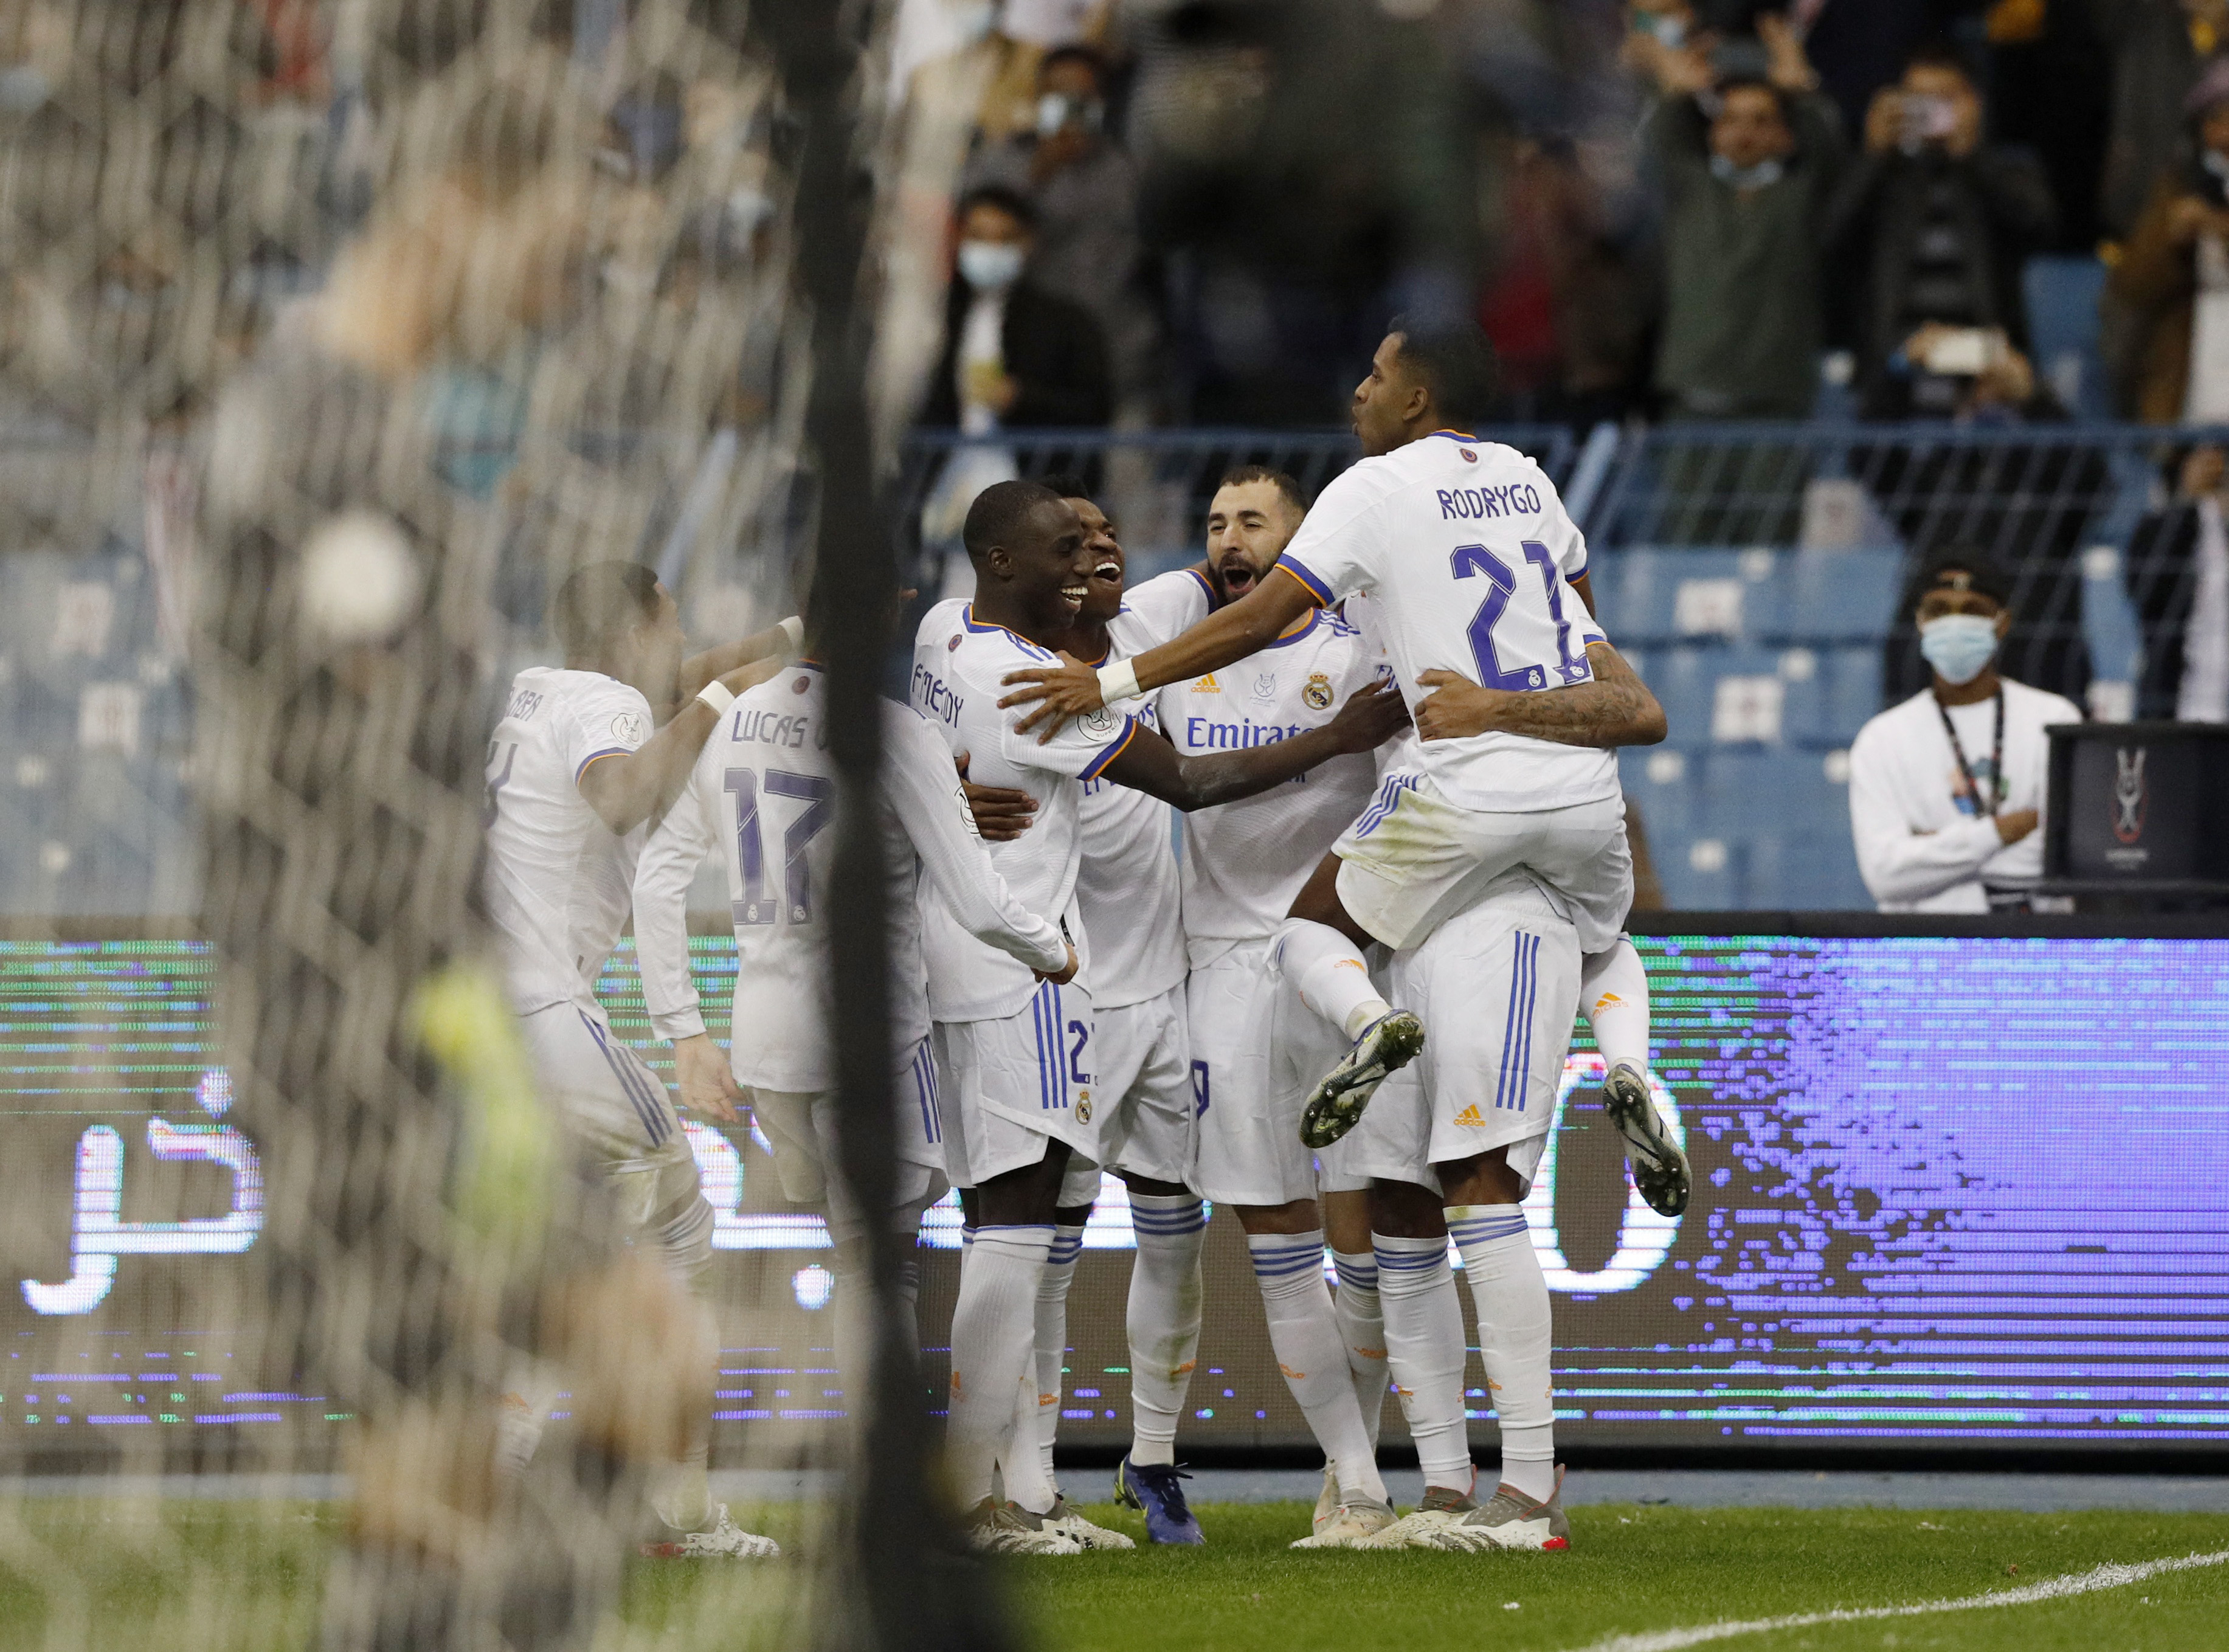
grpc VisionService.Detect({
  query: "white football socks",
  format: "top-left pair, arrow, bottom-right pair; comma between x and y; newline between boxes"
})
1125,1194 -> 1207,1467
1031,1223 -> 1086,1489
1274,918 -> 1392,1042
1446,1204 -> 1557,1505
1581,935 -> 1651,1075
1371,1232 -> 1473,1493
946,1223 -> 1051,1507
1330,1249 -> 1388,1452
1248,1232 -> 1387,1504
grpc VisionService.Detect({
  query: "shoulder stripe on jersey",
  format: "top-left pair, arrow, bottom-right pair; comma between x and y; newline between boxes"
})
1274,558 -> 1334,607
1078,714 -> 1141,780
575,746 -> 632,783
1186,566 -> 1217,605
962,604 -> 1054,659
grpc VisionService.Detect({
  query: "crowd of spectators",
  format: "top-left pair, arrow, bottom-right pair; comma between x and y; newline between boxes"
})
902,0 -> 2229,434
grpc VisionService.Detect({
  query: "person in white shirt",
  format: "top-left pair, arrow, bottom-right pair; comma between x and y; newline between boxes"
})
908,479 -> 1405,1554
998,323 -> 1680,1550
936,478 -> 1214,1543
482,560 -> 798,1558
627,620 -> 1078,1485
1156,468 -> 1401,1547
1848,553 -> 2082,912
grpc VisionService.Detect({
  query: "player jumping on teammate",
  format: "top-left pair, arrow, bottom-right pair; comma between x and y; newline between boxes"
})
910,480 -> 1407,1554
997,323 -> 1690,1223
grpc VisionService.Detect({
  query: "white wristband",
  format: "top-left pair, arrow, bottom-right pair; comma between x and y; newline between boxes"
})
778,615 -> 804,653
1096,658 -> 1141,705
696,680 -> 736,718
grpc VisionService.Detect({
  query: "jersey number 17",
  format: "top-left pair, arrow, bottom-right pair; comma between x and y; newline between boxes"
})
724,767 -> 834,927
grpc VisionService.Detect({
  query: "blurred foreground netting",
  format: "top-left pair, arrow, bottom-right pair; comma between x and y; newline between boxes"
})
0,2 -> 983,1647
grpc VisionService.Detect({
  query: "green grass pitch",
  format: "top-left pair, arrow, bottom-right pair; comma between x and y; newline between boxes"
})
0,1499 -> 2222,1650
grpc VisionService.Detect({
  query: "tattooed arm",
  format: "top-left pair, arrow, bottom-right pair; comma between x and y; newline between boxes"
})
1410,641 -> 1667,748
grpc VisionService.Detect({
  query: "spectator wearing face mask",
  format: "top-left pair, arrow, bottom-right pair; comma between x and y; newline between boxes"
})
1847,553 -> 2083,913
1825,41 -> 2059,420
1648,46 -> 1845,419
962,46 -> 1157,414
2107,59 -> 2229,424
920,183 -> 1113,431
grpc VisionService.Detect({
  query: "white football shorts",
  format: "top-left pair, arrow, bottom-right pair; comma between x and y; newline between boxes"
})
520,997 -> 711,1279
1337,874 -> 1578,1194
933,978 -> 1102,1188
1083,984 -> 1197,1190
1334,775 -> 1631,956
747,1035 -> 952,1245
1189,939 -> 1370,1208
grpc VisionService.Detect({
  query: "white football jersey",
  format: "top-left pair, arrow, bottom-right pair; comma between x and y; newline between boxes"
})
483,666 -> 655,1015
1073,570 -> 1208,1008
1277,434 -> 1616,812
1161,604 -> 1384,967
632,665 -> 1071,1092
910,603 -> 1141,1021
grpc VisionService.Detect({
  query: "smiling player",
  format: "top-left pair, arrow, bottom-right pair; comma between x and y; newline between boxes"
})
908,480 -> 1406,1554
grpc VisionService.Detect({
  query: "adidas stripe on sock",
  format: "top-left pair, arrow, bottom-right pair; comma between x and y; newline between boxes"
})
1330,1249 -> 1388,1453
1126,1195 -> 1206,1467
1446,1204 -> 1556,1505
1248,1231 -> 1386,1504
1372,1232 -> 1472,1492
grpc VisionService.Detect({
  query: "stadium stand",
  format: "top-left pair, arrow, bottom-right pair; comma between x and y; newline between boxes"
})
0,417 -> 2197,916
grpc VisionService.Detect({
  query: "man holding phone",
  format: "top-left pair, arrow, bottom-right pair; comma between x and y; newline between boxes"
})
1825,41 -> 2059,419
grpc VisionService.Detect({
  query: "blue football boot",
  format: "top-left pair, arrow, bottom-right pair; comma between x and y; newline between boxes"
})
1112,1456 -> 1204,1545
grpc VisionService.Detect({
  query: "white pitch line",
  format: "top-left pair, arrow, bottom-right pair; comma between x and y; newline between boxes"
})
1566,1549 -> 2229,1652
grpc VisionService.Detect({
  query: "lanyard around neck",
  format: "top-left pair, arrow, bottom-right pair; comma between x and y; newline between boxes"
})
1935,688 -> 2004,817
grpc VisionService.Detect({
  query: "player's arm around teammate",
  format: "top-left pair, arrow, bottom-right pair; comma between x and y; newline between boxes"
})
564,573 -> 798,837
1092,676 -> 1409,810
1409,642 -> 1667,747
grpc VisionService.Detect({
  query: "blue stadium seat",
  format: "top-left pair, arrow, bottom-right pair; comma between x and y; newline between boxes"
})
1821,645 -> 1888,742
1593,548 -> 1783,646
1636,646 -> 1718,750
1781,548 -> 1903,641
2022,255 -> 2110,422
1620,747 -> 1702,840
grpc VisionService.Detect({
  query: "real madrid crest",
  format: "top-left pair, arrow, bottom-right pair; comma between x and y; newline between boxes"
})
1303,672 -> 1333,711
1076,1096 -> 1093,1123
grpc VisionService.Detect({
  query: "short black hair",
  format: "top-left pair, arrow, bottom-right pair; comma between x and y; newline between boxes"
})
553,561 -> 662,654
1035,472 -> 1095,502
1387,317 -> 1501,429
957,184 -> 1037,232
1040,44 -> 1108,87
962,479 -> 1066,562
1909,549 -> 2013,615
1215,465 -> 1307,516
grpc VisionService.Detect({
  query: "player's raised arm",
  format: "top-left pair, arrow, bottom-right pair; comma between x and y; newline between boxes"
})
674,616 -> 804,706
1099,678 -> 1408,812
998,567 -> 1319,738
631,761 -> 741,1124
883,711 -> 1077,981
576,652 -> 786,836
1411,640 -> 1667,748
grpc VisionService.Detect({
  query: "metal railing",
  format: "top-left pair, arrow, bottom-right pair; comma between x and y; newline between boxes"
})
2,418 -> 2220,914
